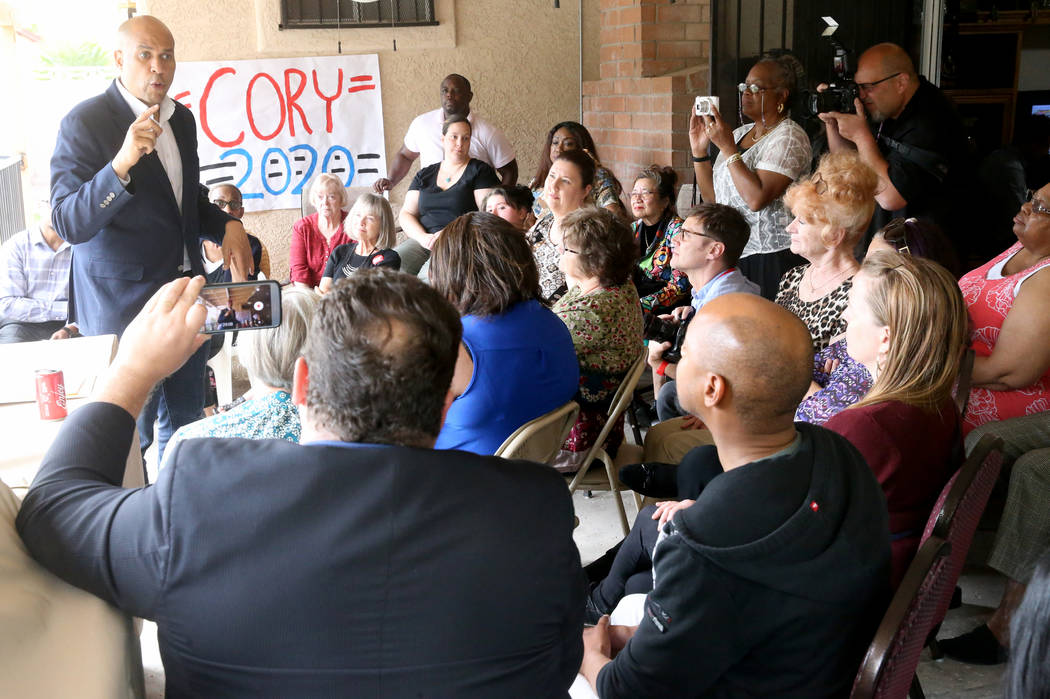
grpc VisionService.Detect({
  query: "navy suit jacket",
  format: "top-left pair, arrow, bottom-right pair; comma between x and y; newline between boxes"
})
50,81 -> 232,336
16,403 -> 585,697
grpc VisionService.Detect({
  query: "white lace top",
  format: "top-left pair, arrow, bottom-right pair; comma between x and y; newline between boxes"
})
713,120 -> 811,258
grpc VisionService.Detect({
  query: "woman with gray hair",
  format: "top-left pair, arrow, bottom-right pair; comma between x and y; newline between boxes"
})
291,173 -> 351,289
163,288 -> 319,462
319,193 -> 401,293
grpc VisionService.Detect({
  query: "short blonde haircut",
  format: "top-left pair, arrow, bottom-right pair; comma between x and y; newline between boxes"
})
784,151 -> 878,249
852,251 -> 968,412
309,173 -> 348,209
347,193 -> 397,249
240,287 -> 319,392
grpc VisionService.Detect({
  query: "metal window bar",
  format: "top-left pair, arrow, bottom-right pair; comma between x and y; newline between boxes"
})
279,0 -> 436,29
0,156 -> 26,246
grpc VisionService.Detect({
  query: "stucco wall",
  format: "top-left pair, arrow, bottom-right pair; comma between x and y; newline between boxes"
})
147,0 -> 597,281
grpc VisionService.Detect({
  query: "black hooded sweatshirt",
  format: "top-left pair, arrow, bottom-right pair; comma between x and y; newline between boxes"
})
597,423 -> 891,698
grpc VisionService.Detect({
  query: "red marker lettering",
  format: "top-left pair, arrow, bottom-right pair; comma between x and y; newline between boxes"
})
283,69 -> 313,137
247,72 -> 286,141
200,67 -> 244,147
312,68 -> 343,134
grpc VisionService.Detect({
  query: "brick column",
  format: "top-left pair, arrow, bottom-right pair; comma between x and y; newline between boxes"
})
583,0 -> 712,194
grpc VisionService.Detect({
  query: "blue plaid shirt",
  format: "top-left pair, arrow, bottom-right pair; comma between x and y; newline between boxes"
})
0,226 -> 72,324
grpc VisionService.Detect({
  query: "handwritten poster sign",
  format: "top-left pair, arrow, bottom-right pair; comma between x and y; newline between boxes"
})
170,54 -> 386,211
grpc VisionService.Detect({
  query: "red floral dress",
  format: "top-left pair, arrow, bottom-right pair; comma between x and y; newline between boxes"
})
959,241 -> 1050,433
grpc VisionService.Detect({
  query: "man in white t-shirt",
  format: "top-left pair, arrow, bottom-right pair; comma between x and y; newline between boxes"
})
373,74 -> 517,192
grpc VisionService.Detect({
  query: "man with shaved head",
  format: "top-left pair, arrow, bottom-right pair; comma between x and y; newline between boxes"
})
819,42 -> 967,239
50,15 -> 255,466
578,294 -> 890,698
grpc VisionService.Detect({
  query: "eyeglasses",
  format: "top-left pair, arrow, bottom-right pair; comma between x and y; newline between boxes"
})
629,190 -> 658,199
212,198 -> 242,210
1026,189 -> 1050,217
557,242 -> 581,255
856,72 -> 901,92
738,82 -> 773,94
679,226 -> 714,241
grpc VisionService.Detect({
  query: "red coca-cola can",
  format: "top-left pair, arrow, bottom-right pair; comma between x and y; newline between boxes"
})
35,369 -> 68,421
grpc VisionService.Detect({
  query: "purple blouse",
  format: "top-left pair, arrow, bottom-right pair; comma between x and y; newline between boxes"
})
795,340 -> 873,425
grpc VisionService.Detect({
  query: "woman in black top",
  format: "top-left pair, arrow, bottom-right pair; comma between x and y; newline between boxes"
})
319,193 -> 401,293
396,114 -> 500,276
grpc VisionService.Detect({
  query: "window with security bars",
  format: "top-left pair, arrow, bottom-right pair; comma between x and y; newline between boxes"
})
280,0 -> 437,29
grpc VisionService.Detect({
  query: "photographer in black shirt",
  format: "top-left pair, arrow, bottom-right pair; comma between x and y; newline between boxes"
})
818,43 -> 968,250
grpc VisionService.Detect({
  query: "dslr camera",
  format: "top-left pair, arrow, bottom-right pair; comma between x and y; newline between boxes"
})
807,82 -> 860,115
643,314 -> 691,365
802,17 -> 859,115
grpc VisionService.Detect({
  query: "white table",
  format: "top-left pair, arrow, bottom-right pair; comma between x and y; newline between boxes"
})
0,335 -> 144,495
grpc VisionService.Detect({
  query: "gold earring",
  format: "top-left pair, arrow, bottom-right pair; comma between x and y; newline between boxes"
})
777,103 -> 784,114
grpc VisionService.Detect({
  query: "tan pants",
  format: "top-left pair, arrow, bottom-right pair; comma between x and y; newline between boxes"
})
643,417 -> 714,464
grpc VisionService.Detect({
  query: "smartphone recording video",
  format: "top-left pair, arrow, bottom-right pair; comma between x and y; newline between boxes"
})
197,280 -> 282,334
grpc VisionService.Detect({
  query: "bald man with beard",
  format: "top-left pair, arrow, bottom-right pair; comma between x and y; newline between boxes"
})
819,42 -> 967,241
578,294 -> 890,699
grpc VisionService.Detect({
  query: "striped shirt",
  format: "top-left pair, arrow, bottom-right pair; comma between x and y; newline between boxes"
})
0,226 -> 72,324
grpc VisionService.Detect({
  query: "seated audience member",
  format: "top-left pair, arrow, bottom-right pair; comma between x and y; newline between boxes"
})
0,201 -> 73,343
530,150 -> 597,303
824,252 -> 967,587
483,185 -> 534,230
797,216 -> 957,426
530,121 -> 625,220
1004,547 -> 1050,698
165,288 -> 318,459
630,204 -> 759,474
290,174 -> 350,289
552,208 -> 643,471
16,271 -> 585,696
430,212 -> 579,455
629,166 -> 690,315
203,184 -> 269,282
397,115 -> 500,277
941,411 -> 1050,665
776,151 -> 879,351
319,193 -> 400,293
578,293 -> 890,698
867,216 -> 959,277
959,183 -> 1050,434
690,54 -> 811,299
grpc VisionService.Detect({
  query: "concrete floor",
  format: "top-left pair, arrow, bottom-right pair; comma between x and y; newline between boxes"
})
139,366 -> 1007,696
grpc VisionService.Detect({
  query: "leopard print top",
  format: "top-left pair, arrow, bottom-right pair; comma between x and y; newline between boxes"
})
775,264 -> 853,352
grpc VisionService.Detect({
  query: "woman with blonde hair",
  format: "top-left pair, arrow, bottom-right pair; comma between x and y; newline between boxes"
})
319,193 -> 400,293
777,150 -> 879,351
825,251 -> 969,587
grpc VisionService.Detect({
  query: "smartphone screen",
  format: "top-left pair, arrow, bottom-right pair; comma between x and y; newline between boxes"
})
197,280 -> 282,334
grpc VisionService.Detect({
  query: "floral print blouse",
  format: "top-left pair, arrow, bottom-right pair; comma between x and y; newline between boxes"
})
553,281 -> 644,407
632,215 -> 691,313
795,340 -> 873,425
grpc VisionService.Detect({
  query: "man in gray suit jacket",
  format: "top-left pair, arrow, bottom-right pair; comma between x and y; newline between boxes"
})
18,270 -> 585,697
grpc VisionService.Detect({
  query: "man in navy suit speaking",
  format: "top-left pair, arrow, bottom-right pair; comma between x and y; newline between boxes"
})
49,15 -> 254,464
17,270 -> 585,697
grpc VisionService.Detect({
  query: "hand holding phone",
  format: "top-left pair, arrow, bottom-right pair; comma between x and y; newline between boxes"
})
197,280 -> 282,334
